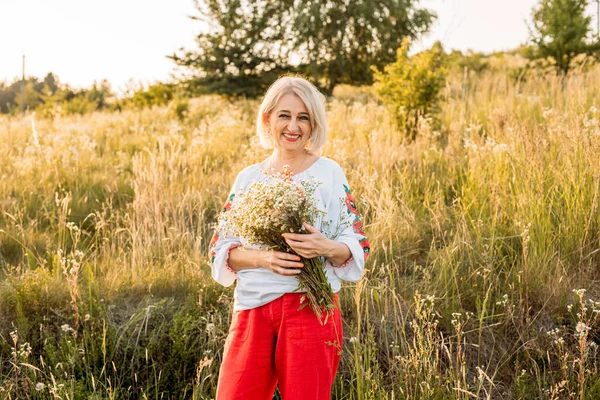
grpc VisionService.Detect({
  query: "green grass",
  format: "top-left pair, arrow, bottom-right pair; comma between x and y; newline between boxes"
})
0,68 -> 599,399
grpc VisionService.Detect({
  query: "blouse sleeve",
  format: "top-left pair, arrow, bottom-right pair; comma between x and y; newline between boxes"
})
327,166 -> 370,281
208,173 -> 244,287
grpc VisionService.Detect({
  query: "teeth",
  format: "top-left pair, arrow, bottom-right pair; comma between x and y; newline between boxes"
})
283,133 -> 300,139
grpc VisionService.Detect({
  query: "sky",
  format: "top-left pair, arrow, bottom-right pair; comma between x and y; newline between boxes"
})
1,0 -> 598,92
414,0 -> 540,53
0,0 -> 199,93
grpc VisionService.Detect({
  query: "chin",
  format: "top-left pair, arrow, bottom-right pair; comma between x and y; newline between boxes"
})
277,141 -> 305,151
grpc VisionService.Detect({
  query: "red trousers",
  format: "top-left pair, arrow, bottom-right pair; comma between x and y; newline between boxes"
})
216,293 -> 343,400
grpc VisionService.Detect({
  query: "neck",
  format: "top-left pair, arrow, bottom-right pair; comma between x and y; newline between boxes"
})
270,149 -> 311,174
272,149 -> 307,164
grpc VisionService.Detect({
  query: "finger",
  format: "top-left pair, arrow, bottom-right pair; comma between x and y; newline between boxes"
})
284,239 -> 308,249
272,253 -> 303,267
272,252 -> 301,261
291,248 -> 314,258
284,235 -> 311,245
282,232 -> 308,241
284,242 -> 311,258
303,222 -> 319,233
279,260 -> 304,268
276,266 -> 302,276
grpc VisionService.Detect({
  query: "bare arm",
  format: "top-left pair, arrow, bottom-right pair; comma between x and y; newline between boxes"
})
228,248 -> 305,276
323,240 -> 352,266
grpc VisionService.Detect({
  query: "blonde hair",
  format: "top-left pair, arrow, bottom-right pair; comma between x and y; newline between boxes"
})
256,76 -> 327,152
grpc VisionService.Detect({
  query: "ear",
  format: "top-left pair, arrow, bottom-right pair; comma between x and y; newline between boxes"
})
263,112 -> 270,127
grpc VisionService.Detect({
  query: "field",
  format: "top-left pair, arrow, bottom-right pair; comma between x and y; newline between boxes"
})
1,65 -> 600,399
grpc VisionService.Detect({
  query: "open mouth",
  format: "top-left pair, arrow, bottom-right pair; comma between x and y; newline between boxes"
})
283,133 -> 301,141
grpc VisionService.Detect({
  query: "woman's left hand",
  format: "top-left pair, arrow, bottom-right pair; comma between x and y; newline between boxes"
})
282,223 -> 332,259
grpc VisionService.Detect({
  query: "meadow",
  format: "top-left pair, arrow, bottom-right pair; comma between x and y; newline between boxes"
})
0,63 -> 599,399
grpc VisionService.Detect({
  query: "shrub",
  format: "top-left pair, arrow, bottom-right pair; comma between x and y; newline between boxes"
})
131,83 -> 174,108
373,39 -> 447,141
447,49 -> 489,74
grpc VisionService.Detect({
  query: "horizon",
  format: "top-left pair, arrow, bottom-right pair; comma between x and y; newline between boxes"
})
1,0 -> 599,92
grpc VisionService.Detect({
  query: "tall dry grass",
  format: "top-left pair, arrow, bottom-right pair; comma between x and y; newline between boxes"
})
0,67 -> 599,399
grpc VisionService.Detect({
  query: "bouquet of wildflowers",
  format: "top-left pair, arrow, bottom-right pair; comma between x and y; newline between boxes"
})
219,166 -> 336,321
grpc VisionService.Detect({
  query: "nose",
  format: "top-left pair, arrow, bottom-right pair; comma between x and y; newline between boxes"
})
288,117 -> 298,132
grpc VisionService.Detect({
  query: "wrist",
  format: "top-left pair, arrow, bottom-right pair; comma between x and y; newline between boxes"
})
229,247 -> 263,271
325,240 -> 352,265
251,249 -> 264,268
323,239 -> 340,259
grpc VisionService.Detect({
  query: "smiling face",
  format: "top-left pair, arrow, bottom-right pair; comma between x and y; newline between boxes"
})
265,93 -> 312,155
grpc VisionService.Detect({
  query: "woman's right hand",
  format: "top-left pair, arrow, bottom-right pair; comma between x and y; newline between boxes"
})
260,250 -> 304,276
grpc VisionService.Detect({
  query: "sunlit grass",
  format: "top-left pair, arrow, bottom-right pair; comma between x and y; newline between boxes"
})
1,68 -> 599,398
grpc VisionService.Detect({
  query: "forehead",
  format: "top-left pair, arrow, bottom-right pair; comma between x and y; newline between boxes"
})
275,93 -> 308,113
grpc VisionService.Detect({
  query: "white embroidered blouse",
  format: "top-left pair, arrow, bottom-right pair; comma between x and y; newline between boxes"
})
209,156 -> 370,311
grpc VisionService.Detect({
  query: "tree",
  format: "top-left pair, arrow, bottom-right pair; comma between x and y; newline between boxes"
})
294,0 -> 435,95
529,0 -> 600,75
373,39 -> 447,141
43,73 -> 59,95
0,73 -> 116,116
169,0 -> 295,97
0,82 -> 16,114
171,0 -> 435,97
14,79 -> 44,112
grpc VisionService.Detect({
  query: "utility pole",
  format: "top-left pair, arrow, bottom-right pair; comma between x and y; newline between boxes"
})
21,55 -> 25,113
597,0 -> 599,40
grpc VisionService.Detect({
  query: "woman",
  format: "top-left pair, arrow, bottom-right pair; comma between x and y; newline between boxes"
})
209,76 -> 370,399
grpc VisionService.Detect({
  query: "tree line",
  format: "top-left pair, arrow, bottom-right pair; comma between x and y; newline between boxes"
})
170,0 -> 599,97
0,74 -> 113,116
169,0 -> 436,97
2,0 -> 598,123
0,74 -> 180,116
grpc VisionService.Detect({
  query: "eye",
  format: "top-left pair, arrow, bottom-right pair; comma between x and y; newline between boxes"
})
278,113 -> 290,119
299,115 -> 310,121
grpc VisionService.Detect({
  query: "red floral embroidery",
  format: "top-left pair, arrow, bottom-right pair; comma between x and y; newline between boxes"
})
330,256 -> 354,268
343,184 -> 370,261
345,194 -> 358,215
359,238 -> 370,260
209,231 -> 219,263
210,193 -> 236,264
225,244 -> 242,274
352,220 -> 365,236
222,193 -> 235,212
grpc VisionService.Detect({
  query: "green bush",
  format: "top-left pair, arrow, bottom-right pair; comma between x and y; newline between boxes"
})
373,39 -> 447,140
169,98 -> 189,121
131,83 -> 174,108
447,49 -> 489,74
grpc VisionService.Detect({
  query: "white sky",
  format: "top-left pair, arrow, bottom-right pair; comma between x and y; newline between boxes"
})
414,0 -> 539,53
0,0 -> 199,93
1,0 -> 598,91
416,0 -> 598,52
